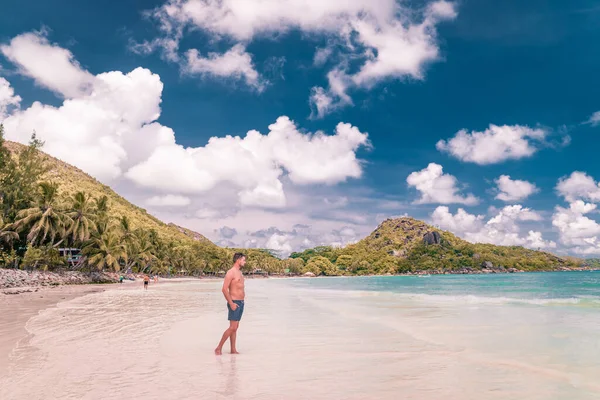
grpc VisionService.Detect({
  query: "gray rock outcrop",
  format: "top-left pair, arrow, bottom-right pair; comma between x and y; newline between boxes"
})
423,231 -> 442,245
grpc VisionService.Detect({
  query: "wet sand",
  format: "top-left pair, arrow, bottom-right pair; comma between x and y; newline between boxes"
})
0,278 -> 179,377
0,284 -> 124,376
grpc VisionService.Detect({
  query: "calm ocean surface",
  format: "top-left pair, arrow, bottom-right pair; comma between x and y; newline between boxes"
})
2,272 -> 599,399
286,271 -> 600,305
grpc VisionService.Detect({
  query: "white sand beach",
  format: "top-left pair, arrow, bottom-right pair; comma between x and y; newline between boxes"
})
1,278 -> 599,400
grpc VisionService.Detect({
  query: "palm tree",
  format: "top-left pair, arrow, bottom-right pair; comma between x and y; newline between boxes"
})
180,247 -> 199,275
66,192 -> 96,244
0,215 -> 18,246
126,229 -> 156,273
94,195 -> 109,227
119,216 -> 135,242
82,230 -> 126,271
95,195 -> 109,215
118,216 -> 137,272
13,182 -> 70,246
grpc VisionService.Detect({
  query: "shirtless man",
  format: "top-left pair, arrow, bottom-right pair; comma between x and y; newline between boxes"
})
215,253 -> 246,355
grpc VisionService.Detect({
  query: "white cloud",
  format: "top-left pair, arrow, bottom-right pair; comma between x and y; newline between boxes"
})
146,194 -> 191,207
182,44 -> 264,91
487,204 -> 542,225
238,179 -> 286,208
323,196 -> 349,208
427,0 -> 459,19
309,68 -> 354,118
2,32 -> 369,212
436,124 -> 547,165
432,205 -> 555,249
130,36 -> 181,63
245,223 -> 360,257
0,77 -> 21,118
195,206 -> 228,220
339,227 -> 356,237
349,2 -> 456,88
495,175 -> 539,202
525,231 -> 552,250
313,46 -> 333,66
264,233 -> 294,256
4,64 -> 165,181
406,163 -> 478,205
149,184 -> 383,255
431,206 -> 484,232
556,171 -> 600,203
587,111 -> 600,126
126,116 -> 369,207
0,31 -> 95,98
309,87 -> 335,119
145,0 -> 457,115
552,201 -> 600,255
553,171 -> 600,254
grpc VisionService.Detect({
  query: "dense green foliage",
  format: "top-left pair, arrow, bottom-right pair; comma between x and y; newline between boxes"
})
0,126 -> 285,275
583,258 -> 600,269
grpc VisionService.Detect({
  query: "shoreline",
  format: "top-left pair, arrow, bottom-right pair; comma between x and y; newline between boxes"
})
1,267 -> 597,293
0,284 -> 113,377
0,268 -> 274,292
0,268 -> 118,292
0,277 -> 212,377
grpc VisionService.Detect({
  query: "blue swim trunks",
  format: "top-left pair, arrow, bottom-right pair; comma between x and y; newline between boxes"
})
227,300 -> 244,321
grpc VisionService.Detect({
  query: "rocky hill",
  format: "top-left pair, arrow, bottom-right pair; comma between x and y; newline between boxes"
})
168,223 -> 213,244
292,217 -> 585,275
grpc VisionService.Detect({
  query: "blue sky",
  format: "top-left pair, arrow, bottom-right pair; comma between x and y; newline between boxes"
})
1,0 -> 600,256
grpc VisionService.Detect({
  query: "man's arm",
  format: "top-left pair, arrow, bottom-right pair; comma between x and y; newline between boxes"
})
222,271 -> 237,310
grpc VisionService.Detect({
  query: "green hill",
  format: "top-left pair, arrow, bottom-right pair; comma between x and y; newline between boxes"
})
291,217 -> 585,275
5,141 -> 216,249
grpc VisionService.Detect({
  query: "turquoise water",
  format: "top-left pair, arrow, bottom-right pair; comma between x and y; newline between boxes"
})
260,272 -> 600,398
284,271 -> 600,306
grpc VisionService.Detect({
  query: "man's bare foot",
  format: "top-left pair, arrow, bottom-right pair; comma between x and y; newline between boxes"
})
231,350 -> 240,354
214,348 -> 222,355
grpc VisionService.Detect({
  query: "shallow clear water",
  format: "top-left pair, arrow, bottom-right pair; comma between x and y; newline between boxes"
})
2,272 -> 600,399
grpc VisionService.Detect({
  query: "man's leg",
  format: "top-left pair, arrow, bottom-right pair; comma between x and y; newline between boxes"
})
215,321 -> 239,355
230,321 -> 240,354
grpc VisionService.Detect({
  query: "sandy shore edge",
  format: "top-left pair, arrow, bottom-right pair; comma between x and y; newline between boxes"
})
0,277 -> 231,377
0,283 -> 118,377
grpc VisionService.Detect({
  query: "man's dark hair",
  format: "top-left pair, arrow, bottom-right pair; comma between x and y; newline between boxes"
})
233,252 -> 246,263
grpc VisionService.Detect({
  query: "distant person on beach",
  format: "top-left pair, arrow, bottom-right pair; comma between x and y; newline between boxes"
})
215,252 -> 246,355
119,275 -> 124,284
143,274 -> 149,290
